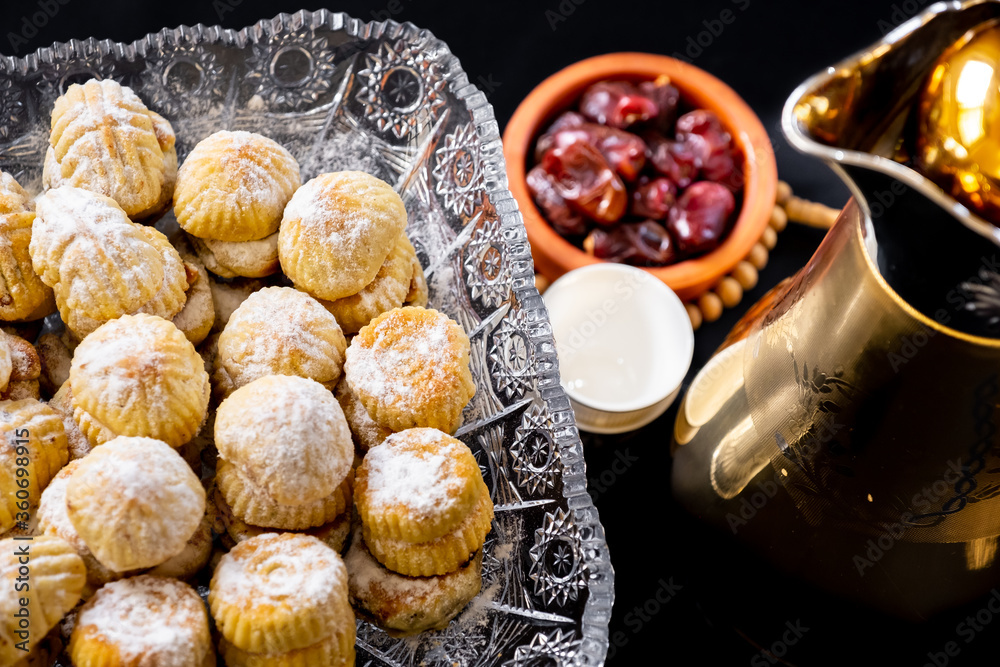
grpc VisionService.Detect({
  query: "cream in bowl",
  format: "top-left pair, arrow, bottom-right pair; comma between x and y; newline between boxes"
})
543,263 -> 694,434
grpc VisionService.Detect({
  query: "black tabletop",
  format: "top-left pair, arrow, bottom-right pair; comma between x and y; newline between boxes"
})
4,0 -> 997,664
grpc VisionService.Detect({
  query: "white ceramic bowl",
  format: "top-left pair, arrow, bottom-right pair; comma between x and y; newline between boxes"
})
543,263 -> 695,434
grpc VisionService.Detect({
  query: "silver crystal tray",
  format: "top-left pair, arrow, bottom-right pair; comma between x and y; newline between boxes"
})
0,10 -> 613,666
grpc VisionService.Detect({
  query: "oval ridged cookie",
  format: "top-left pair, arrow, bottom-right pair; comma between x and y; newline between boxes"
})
31,187 -> 165,322
174,130 -> 300,242
0,173 -> 53,321
45,79 -> 174,219
0,399 -> 69,535
0,535 -> 85,664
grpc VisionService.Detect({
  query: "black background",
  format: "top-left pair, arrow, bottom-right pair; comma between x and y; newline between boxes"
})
4,0 -> 998,665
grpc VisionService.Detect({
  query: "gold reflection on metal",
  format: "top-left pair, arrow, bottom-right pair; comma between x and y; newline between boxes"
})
965,536 -> 998,571
918,19 -> 1000,220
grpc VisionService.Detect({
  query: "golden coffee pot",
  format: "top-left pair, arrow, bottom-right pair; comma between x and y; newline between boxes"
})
672,0 -> 1000,619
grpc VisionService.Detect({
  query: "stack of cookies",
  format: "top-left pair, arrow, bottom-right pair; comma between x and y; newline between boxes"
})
174,130 -> 300,280
278,171 -> 427,335
213,375 -> 355,552
348,428 -> 494,634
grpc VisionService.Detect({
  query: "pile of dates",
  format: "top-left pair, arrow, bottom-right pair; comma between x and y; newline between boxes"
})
528,76 -> 743,266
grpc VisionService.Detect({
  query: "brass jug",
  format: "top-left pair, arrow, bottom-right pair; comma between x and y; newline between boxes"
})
672,0 -> 1000,619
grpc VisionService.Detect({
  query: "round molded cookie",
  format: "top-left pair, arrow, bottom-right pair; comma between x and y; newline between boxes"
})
68,576 -> 214,667
215,287 -> 347,393
346,527 -> 483,635
215,375 -> 352,506
66,436 -> 206,572
69,314 -> 210,448
208,532 -> 355,654
317,233 -> 416,335
333,377 -> 391,453
191,232 -> 280,279
278,171 -> 407,300
345,307 -> 475,434
215,459 -> 352,531
355,428 -> 483,543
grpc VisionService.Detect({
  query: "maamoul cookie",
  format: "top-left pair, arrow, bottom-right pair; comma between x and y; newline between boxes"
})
215,460 -> 351,530
0,172 -> 54,321
317,233 -> 417,335
31,187 -> 190,338
35,331 -> 72,397
214,287 -> 347,396
68,576 -> 214,667
355,428 -> 493,577
345,526 -> 483,635
209,533 -> 355,656
69,314 -> 210,448
47,383 -> 92,461
66,436 -> 206,571
37,460 -> 129,597
404,251 -> 428,308
345,307 -> 475,434
334,377 -> 391,453
0,331 -> 43,402
191,232 -> 280,279
174,130 -> 300,243
212,484 -> 351,554
218,632 -> 354,667
44,78 -> 177,220
170,240 -> 216,346
0,399 -> 69,536
207,276 -> 272,332
278,171 -> 407,300
0,535 -> 85,664
215,374 -> 352,506
147,495 -> 215,580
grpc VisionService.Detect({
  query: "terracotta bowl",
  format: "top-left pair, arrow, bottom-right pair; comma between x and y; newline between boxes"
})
504,52 -> 778,301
